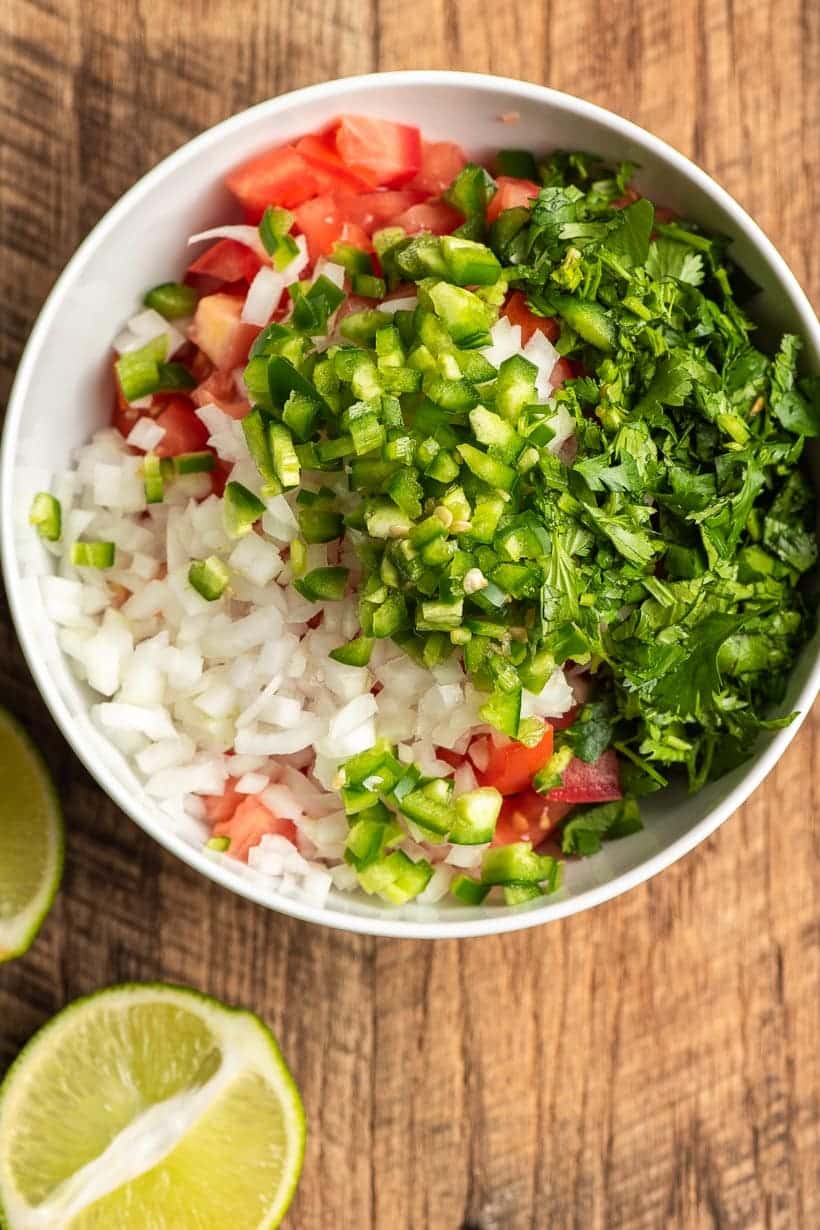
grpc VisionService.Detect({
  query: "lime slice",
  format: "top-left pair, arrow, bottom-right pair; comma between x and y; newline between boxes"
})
0,983 -> 306,1229
0,708 -> 64,962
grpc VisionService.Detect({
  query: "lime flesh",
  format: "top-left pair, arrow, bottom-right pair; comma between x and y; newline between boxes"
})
0,984 -> 306,1229
0,709 -> 63,962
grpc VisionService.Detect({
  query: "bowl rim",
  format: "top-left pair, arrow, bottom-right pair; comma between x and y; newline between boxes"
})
3,69 -> 819,939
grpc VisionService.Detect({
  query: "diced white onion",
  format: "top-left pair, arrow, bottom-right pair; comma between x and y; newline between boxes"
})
241,267 -> 286,325
235,772 -> 270,794
126,418 -> 165,452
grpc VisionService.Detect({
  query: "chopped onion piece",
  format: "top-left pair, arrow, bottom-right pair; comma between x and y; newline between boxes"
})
241,267 -> 286,325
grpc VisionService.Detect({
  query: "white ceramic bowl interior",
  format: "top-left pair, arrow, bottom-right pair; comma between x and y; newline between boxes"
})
3,71 -> 819,938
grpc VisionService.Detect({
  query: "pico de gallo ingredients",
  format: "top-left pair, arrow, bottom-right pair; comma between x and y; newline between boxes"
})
30,115 -> 817,911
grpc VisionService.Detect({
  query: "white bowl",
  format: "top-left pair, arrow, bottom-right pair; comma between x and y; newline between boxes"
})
3,71 -> 819,938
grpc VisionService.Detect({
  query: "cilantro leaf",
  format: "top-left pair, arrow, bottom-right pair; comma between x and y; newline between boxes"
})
566,700 -> 617,763
602,199 -> 655,269
561,796 -> 642,856
646,237 -> 704,285
769,335 -> 820,436
650,612 -> 748,722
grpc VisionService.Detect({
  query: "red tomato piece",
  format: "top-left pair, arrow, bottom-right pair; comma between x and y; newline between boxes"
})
503,289 -> 560,344
549,357 -> 584,389
153,397 -> 210,458
334,115 -> 422,188
337,220 -> 374,252
474,728 -> 555,796
551,706 -> 579,732
434,747 -> 464,771
487,176 -> 541,224
212,795 -> 298,862
336,189 -> 427,235
187,239 -> 261,288
409,140 -> 468,195
189,292 -> 259,371
203,777 -> 243,825
226,145 -> 319,220
295,133 -> 379,192
293,194 -> 346,260
543,748 -> 622,804
393,199 -> 463,236
210,458 -> 231,498
191,370 -> 250,420
492,790 -> 573,847
612,188 -> 640,209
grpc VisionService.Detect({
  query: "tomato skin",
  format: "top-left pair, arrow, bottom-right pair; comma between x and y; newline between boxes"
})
208,458 -> 231,498
493,790 -> 573,847
487,176 -> 541,224
293,194 -> 345,260
334,115 -> 423,187
435,747 -> 464,771
212,795 -> 298,862
336,189 -> 426,234
295,133 -> 378,192
409,140 -> 468,195
549,357 -> 584,389
191,370 -> 250,420
393,199 -> 463,235
226,145 -> 319,219
503,290 -> 560,345
187,239 -> 261,288
543,748 -> 622,804
203,777 -> 242,825
475,728 -> 555,796
153,397 -> 210,458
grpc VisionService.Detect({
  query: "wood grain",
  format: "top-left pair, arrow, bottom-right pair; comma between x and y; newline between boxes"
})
1,2 -> 818,1227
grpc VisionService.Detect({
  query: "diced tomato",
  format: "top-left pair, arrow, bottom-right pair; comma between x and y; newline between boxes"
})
393,199 -> 463,236
612,188 -> 640,209
435,747 -> 464,771
295,133 -> 379,192
551,706 -> 579,732
203,777 -> 243,825
336,190 -> 426,235
409,140 -> 468,195
334,115 -> 422,188
226,145 -> 319,220
503,290 -> 560,345
337,221 -> 374,252
191,370 -> 250,420
187,239 -> 261,289
474,728 -> 555,796
189,293 -> 259,371
210,458 -> 231,498
190,349 -> 215,384
153,396 -> 210,458
212,795 -> 298,862
493,790 -> 573,847
549,357 -> 584,389
487,176 -> 541,225
293,194 -> 346,261
543,748 -> 622,804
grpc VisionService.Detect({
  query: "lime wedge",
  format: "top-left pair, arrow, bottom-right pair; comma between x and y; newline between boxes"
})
0,708 -> 64,962
0,983 -> 306,1229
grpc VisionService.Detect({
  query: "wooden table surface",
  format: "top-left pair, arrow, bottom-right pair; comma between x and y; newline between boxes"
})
1,2 -> 818,1227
